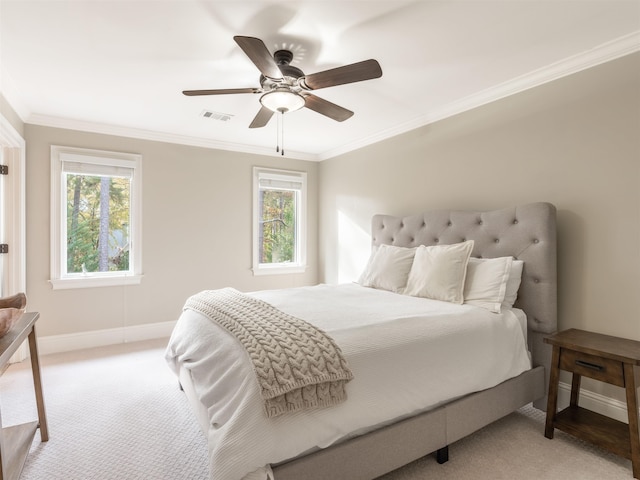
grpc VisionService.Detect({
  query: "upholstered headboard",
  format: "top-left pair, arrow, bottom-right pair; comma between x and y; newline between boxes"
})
371,202 -> 557,370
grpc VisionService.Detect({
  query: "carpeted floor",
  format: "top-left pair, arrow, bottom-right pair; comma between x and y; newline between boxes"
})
0,338 -> 632,479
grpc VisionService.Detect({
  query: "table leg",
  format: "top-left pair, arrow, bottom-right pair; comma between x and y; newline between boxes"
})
570,373 -> 581,407
623,364 -> 639,479
545,346 -> 561,439
28,327 -> 48,442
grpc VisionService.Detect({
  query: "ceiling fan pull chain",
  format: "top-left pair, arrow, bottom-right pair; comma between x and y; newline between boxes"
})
281,111 -> 285,156
276,111 -> 280,153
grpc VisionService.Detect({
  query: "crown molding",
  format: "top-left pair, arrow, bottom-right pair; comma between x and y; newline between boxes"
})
0,68 -> 31,122
10,31 -> 640,162
317,31 -> 640,161
26,114 -> 318,161
0,107 -> 26,147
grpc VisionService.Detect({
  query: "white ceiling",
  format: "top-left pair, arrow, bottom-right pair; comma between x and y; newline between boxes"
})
2,1 -> 639,160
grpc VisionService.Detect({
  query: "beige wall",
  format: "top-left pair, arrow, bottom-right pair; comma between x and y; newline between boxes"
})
24,125 -> 318,337
318,53 -> 640,402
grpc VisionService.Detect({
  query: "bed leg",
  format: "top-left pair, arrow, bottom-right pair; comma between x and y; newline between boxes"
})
436,446 -> 449,464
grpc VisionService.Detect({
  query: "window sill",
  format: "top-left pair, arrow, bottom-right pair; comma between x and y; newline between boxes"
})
252,265 -> 307,276
49,274 -> 143,290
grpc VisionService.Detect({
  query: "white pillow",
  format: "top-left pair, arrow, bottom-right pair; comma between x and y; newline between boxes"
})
358,244 -> 416,293
502,259 -> 524,309
403,240 -> 474,303
464,256 -> 513,313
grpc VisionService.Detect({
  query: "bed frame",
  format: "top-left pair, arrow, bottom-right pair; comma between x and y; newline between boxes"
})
270,202 -> 558,479
179,202 -> 557,479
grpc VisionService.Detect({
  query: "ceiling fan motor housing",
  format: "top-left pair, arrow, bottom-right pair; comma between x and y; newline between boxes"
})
260,50 -> 304,93
274,49 -> 293,65
273,50 -> 304,79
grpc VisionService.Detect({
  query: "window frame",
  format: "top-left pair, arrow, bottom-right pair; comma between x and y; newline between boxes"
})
252,167 -> 307,276
50,145 -> 143,290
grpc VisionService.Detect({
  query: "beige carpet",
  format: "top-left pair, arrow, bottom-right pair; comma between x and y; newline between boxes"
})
0,338 -> 633,480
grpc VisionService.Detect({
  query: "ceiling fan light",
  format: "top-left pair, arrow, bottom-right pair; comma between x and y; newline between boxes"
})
260,89 -> 305,113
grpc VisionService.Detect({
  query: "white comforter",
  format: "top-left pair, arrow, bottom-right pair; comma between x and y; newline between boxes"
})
165,283 -> 531,480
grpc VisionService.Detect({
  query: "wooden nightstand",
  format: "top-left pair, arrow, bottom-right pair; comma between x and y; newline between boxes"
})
544,329 -> 640,479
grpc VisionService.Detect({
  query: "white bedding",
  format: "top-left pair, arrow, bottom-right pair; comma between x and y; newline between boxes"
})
165,283 -> 531,480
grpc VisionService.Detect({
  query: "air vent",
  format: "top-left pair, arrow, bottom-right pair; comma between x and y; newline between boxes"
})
201,110 -> 233,122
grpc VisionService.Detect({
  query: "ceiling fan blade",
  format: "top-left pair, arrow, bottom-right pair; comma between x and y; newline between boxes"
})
182,88 -> 260,96
249,106 -> 274,128
300,59 -> 382,90
303,94 -> 354,122
234,36 -> 283,81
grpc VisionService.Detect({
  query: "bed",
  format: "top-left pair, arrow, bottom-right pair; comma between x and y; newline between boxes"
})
165,202 -> 557,480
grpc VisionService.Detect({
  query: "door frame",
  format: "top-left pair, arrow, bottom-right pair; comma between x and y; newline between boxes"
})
0,113 -> 26,297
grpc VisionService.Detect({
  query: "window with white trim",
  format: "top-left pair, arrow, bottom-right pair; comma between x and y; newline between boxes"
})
253,167 -> 306,275
50,146 -> 142,289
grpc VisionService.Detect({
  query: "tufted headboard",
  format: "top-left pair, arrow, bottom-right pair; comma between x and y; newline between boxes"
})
371,202 -> 557,371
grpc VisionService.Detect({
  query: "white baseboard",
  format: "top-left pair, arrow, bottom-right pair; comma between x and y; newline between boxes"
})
557,381 -> 633,423
37,320 -> 177,356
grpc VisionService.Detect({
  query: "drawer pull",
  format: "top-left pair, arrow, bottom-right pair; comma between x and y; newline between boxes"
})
575,360 -> 604,371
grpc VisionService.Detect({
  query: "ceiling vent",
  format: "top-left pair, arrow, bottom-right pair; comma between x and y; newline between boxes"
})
200,110 -> 233,122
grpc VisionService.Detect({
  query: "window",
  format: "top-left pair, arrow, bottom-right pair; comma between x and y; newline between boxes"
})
50,146 -> 142,289
253,167 -> 306,275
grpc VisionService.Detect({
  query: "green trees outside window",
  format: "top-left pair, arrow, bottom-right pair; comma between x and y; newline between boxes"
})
259,189 -> 296,264
66,173 -> 131,274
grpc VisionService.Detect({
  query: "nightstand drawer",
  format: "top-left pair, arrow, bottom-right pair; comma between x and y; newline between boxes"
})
559,348 -> 624,386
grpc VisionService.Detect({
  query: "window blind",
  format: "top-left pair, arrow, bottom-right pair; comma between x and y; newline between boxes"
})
62,161 -> 134,179
61,152 -> 135,178
258,173 -> 303,191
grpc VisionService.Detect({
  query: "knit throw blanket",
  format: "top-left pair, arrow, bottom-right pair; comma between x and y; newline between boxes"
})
184,288 -> 354,418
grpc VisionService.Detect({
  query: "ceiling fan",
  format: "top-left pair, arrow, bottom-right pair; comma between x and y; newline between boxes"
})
183,36 -> 383,129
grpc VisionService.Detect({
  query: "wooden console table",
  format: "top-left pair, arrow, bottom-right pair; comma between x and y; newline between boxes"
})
0,312 -> 48,480
544,328 -> 640,479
